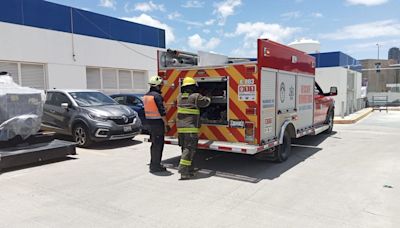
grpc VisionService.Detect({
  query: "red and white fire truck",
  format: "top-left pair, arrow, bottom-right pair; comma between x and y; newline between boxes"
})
158,39 -> 337,161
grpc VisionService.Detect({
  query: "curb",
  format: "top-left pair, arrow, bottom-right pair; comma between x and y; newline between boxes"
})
334,108 -> 373,124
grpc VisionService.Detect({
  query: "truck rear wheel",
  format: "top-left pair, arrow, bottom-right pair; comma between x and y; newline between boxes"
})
274,130 -> 291,162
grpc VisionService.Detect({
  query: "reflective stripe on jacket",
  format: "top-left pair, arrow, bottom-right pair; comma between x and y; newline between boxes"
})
143,95 -> 162,119
177,92 -> 211,133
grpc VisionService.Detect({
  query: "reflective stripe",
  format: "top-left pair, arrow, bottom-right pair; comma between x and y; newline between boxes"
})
177,128 -> 199,133
177,107 -> 200,115
180,159 -> 192,166
182,93 -> 189,98
146,116 -> 163,119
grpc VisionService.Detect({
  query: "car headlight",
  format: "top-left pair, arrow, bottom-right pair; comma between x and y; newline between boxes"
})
88,113 -> 108,122
132,112 -> 139,124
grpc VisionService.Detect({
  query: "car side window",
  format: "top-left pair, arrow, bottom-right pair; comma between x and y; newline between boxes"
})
52,92 -> 72,107
127,96 -> 140,106
45,92 -> 54,105
113,96 -> 126,105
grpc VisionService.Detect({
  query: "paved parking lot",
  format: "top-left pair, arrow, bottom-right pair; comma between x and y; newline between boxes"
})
1,111 -> 399,228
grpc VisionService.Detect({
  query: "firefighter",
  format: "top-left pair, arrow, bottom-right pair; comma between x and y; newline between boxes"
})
177,77 -> 211,180
144,75 -> 169,173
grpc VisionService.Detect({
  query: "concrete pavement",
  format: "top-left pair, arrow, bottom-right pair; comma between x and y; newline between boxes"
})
0,111 -> 399,228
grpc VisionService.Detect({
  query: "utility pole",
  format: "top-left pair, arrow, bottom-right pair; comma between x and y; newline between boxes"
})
376,43 -> 380,60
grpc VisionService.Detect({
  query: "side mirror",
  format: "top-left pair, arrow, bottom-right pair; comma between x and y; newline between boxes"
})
329,87 -> 338,96
61,103 -> 69,109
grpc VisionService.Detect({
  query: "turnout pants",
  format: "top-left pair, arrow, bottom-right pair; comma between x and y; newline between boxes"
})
178,133 -> 198,175
149,121 -> 165,169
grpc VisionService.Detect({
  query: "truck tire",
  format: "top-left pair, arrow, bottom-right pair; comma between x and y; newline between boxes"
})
324,110 -> 334,134
73,124 -> 92,147
275,130 -> 291,162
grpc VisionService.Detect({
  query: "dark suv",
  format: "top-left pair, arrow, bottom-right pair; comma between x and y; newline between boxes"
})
41,90 -> 142,147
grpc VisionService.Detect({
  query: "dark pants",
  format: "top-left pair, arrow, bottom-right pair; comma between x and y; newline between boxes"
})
178,133 -> 198,175
149,121 -> 165,169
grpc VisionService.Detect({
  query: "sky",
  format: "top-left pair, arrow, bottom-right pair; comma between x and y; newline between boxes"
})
47,0 -> 400,60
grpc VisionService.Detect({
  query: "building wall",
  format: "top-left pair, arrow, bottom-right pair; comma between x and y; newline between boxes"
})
0,0 -> 165,49
360,59 -> 399,92
316,67 -> 362,116
0,21 -> 160,92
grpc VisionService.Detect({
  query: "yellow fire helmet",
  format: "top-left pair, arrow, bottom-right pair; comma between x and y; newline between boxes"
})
182,77 -> 197,87
148,75 -> 163,87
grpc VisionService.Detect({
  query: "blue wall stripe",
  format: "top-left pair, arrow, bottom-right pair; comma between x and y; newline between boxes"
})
0,0 -> 165,49
311,52 -> 362,72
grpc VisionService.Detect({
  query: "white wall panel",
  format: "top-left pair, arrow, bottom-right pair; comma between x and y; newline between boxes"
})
0,62 -> 18,84
315,67 -> 347,116
0,22 -> 160,90
20,63 -> 45,89
47,64 -> 86,89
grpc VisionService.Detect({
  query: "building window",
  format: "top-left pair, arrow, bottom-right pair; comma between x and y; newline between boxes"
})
118,70 -> 132,90
133,71 -> 146,90
0,61 -> 46,89
86,67 -> 148,94
86,68 -> 101,89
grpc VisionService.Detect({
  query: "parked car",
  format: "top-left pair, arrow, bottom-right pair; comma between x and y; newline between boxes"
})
110,93 -> 149,133
41,90 -> 142,147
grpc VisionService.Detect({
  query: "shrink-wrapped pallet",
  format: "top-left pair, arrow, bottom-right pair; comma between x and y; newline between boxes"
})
0,75 -> 45,141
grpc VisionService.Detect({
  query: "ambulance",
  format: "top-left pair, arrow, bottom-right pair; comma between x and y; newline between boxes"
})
158,39 -> 337,162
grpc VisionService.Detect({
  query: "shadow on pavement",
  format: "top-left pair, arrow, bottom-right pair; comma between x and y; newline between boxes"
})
0,156 -> 77,174
162,133 -> 336,183
54,134 -> 142,150
88,139 -> 142,150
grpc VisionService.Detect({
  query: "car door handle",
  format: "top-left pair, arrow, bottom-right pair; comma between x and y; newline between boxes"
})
49,110 -> 56,113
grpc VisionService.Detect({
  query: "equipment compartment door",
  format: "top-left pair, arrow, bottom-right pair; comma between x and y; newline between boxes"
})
195,77 -> 229,126
296,74 -> 314,130
276,71 -> 296,114
260,68 -> 277,141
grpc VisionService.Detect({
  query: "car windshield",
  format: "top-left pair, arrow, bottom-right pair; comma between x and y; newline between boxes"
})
134,94 -> 144,101
69,92 -> 117,107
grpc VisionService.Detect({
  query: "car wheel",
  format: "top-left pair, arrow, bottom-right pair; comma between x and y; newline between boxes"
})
73,124 -> 92,147
324,110 -> 334,134
274,130 -> 291,162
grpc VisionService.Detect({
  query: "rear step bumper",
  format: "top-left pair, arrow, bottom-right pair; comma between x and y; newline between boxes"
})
163,137 -> 279,155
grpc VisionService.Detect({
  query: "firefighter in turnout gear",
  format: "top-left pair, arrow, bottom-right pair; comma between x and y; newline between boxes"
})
177,77 -> 211,180
144,75 -> 169,173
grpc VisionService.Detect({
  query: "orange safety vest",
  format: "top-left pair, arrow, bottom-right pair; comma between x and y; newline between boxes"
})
143,95 -> 162,119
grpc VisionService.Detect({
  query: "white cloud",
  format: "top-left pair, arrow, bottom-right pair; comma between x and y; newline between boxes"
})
134,1 -> 165,12
321,20 -> 400,40
289,38 -> 320,45
311,12 -> 323,18
122,14 -> 175,44
346,0 -> 388,6
182,0 -> 204,8
281,11 -> 301,20
188,34 -> 221,50
124,3 -> 132,12
213,0 -> 242,26
205,19 -> 215,26
168,12 -> 181,20
343,39 -> 400,58
99,0 -> 116,9
203,29 -> 211,34
227,22 -> 300,56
